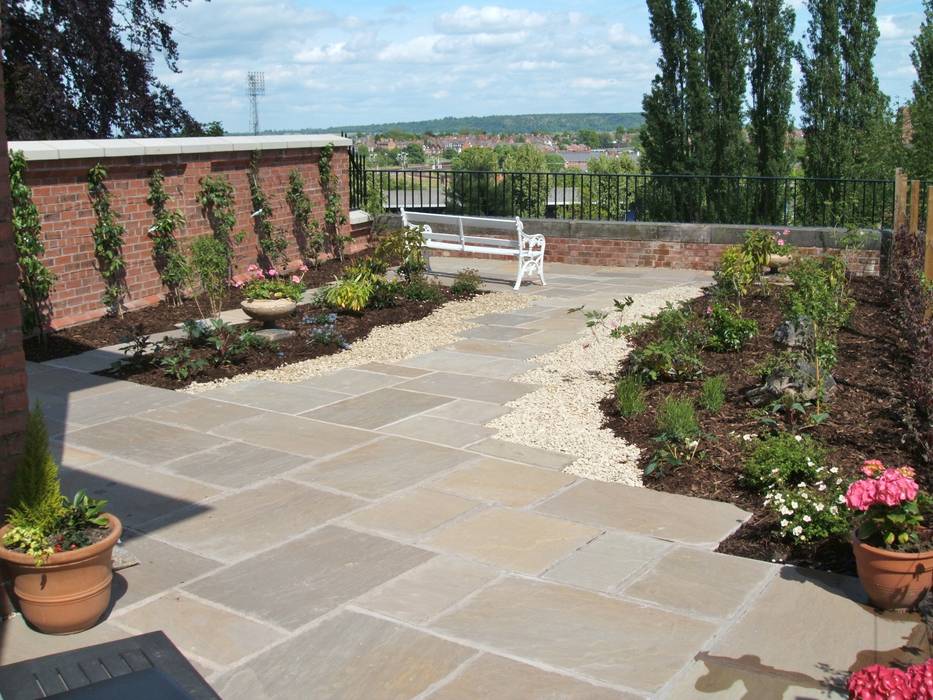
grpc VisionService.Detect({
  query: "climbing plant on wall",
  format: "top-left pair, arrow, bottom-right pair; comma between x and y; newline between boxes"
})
247,152 -> 289,271
196,174 -> 239,274
147,170 -> 189,305
318,143 -> 349,260
285,168 -> 324,266
10,151 -> 56,340
87,163 -> 127,317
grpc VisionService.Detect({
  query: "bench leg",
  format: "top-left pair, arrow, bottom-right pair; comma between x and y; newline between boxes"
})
513,264 -> 524,290
538,263 -> 546,286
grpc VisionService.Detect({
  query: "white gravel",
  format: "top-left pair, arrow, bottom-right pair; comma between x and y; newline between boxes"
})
184,292 -> 536,392
488,284 -> 705,487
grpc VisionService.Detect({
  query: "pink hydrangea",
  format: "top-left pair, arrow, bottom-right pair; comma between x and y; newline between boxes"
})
848,660 -> 933,700
845,461 -> 919,511
267,268 -> 277,277
861,459 -> 885,476
777,238 -> 785,246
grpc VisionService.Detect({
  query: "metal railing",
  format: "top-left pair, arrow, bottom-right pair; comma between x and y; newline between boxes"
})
354,167 -> 901,229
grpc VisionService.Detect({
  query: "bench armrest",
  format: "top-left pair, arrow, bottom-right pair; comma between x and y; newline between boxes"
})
520,232 -> 545,254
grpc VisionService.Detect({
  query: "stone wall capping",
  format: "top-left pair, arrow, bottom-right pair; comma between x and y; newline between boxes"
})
9,134 -> 352,161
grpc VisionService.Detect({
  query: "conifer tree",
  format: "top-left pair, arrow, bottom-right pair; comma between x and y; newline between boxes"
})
909,0 -> 933,179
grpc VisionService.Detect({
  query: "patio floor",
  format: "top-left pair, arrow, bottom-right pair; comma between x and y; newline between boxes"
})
0,261 -> 926,699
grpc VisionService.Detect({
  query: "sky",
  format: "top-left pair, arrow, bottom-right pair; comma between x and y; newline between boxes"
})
156,0 -> 926,133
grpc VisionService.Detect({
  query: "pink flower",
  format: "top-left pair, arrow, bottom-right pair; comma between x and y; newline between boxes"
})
247,264 -> 259,272
232,280 -> 243,288
253,269 -> 265,279
298,263 -> 309,272
862,459 -> 885,477
845,463 -> 920,511
267,268 -> 277,277
777,238 -> 785,246
291,275 -> 301,283
782,228 -> 790,236
849,660 -> 933,700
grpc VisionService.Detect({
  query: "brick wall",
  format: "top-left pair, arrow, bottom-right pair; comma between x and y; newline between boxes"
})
15,140 -> 367,329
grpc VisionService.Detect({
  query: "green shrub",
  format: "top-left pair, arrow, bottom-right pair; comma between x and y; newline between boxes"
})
699,375 -> 727,412
743,432 -> 826,492
450,268 -> 483,296
706,302 -> 757,352
8,406 -> 64,536
655,396 -> 699,443
402,275 -> 446,303
368,279 -> 401,309
714,245 -> 757,298
647,302 -> 694,339
374,227 -> 426,281
615,375 -> 647,417
629,338 -> 703,383
321,273 -> 374,312
189,235 -> 230,317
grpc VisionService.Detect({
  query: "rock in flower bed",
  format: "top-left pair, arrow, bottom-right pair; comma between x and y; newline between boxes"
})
601,268 -> 925,574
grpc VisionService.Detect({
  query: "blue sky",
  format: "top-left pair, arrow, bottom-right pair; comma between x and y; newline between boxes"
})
158,0 -> 926,133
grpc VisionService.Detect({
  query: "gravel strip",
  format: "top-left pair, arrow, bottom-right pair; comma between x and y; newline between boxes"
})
488,284 -> 705,487
184,292 -> 536,392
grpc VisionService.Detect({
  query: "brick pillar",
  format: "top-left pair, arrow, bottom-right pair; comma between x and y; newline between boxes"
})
0,34 -> 27,513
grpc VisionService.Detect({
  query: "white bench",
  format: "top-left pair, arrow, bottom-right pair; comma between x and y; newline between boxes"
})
400,208 -> 546,290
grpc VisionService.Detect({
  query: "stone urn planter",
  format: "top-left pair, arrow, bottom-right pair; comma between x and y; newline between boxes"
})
851,534 -> 933,610
766,253 -> 793,273
240,298 -> 297,328
0,514 -> 122,634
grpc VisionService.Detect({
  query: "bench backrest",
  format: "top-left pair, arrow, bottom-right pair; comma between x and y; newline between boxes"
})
401,208 -> 523,249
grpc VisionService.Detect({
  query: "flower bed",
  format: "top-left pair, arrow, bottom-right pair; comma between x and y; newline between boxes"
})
600,234 -> 930,574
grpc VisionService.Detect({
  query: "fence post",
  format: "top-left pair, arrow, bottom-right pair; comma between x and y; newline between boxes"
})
894,168 -> 908,231
909,179 -> 921,235
926,185 -> 933,282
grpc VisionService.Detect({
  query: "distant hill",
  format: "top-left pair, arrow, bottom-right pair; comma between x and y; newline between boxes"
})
282,113 -> 645,136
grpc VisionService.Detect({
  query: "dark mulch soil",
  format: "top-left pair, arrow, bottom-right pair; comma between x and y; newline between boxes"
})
600,276 -> 922,575
102,289 -> 468,390
23,253 -> 369,363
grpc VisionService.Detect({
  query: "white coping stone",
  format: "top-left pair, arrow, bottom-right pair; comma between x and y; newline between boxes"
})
9,134 -> 352,161
349,209 -> 373,225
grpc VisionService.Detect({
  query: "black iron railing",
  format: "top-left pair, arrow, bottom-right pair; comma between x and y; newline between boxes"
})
357,168 -> 900,229
348,146 -> 367,211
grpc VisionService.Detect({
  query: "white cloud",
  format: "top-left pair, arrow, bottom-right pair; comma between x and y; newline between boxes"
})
377,35 -> 442,63
295,42 -> 355,64
436,5 -> 547,34
878,15 -> 915,42
571,77 -> 621,90
509,60 -> 562,71
608,23 -> 648,47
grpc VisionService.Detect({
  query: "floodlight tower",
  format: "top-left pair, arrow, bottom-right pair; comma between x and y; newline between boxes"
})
246,72 -> 266,135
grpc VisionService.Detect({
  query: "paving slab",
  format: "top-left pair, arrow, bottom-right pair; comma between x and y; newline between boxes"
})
294,368 -> 408,394
185,526 -> 433,630
42,347 -> 125,373
469,311 -> 540,326
139,397 -> 264,433
518,328 -> 585,346
115,592 -> 285,667
622,546 -> 774,619
162,441 -> 309,488
537,480 -> 749,547
198,379 -> 348,414
664,655 -> 839,699
398,372 -> 537,404
425,507 -> 601,574
710,567 -> 927,689
291,436 -> 477,499
356,361 -> 432,378
542,531 -> 672,593
302,387 -> 454,429
425,399 -> 509,425
397,350 -> 509,374
468,438 -> 575,469
60,458 -> 220,530
428,653 -> 637,699
344,488 -> 480,538
433,576 -> 717,693
25,365 -> 125,400
432,457 -> 576,507
0,615 -> 129,665
458,325 -> 538,341
210,412 -> 374,458
381,415 -> 493,447
55,442 -> 104,467
66,417 -> 227,466
144,480 -> 361,562
354,556 -> 499,624
448,339 -> 549,361
214,611 -> 473,700
55,383 -> 189,426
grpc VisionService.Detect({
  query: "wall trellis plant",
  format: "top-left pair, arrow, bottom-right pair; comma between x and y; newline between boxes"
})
318,143 -> 349,260
196,174 -> 240,274
147,170 -> 189,305
285,168 -> 324,266
10,151 -> 56,341
248,152 -> 289,271
87,164 -> 127,317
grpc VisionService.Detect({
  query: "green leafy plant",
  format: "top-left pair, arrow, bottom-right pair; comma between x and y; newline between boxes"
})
646,396 -> 701,476
248,152 -> 289,271
189,235 -> 230,318
159,347 -> 207,381
706,302 -> 758,352
402,275 -> 446,303
450,268 -> 483,296
10,151 -> 56,340
374,226 -> 426,282
321,274 -> 374,312
147,170 -> 189,305
743,432 -> 827,492
714,245 -> 757,301
629,338 -> 703,383
699,375 -> 727,412
615,375 -> 647,417
238,264 -> 306,302
368,279 -> 401,309
765,476 -> 850,545
302,312 -> 350,348
319,143 -> 350,260
196,175 -> 241,272
87,164 -> 127,316
204,319 -> 269,365
113,324 -> 161,371
286,169 -> 325,266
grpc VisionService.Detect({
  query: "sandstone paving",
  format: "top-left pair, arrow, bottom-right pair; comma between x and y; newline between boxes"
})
467,437 -> 575,469
302,387 -> 454,429
197,379 -> 348,414
343,488 -> 480,538
209,411 -> 374,457
139,397 -> 264,433
184,526 -> 434,630
294,367 -> 408,394
380,415 -> 493,448
161,441 -> 309,488
431,457 -> 576,507
356,361 -> 432,377
425,398 -> 509,425
398,371 -> 537,404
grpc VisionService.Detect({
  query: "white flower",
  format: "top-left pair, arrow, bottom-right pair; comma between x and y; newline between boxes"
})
836,478 -> 843,485
806,458 -> 814,466
802,515 -> 812,523
795,435 -> 803,442
742,433 -> 755,442
830,505 -> 839,515
792,526 -> 803,537
771,468 -> 780,474
687,439 -> 699,449
815,503 -> 825,512
829,467 -> 839,474
837,494 -> 846,503
797,482 -> 807,488
780,519 -> 789,527
780,505 -> 793,516
791,501 -> 799,509
818,483 -> 827,491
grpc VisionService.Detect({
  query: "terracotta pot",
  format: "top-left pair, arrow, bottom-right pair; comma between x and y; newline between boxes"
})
0,514 -> 122,634
851,534 -> 933,610
240,298 -> 297,328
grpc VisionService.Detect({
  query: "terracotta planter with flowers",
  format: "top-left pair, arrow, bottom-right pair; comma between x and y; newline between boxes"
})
845,460 -> 932,610
237,264 -> 307,329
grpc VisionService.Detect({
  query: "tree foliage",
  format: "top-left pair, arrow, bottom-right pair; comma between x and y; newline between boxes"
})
3,0 -> 203,140
908,0 -> 933,179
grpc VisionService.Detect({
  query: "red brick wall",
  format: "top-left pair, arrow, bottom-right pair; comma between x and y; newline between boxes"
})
20,146 -> 365,329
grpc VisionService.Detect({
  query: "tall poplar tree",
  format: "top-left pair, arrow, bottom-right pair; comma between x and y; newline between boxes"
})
909,0 -> 933,179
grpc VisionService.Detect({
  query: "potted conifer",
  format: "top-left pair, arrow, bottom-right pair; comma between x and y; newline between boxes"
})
0,407 -> 122,634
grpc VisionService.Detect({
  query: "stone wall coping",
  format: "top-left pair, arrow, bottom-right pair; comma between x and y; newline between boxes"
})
349,209 -> 373,225
8,134 -> 352,161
